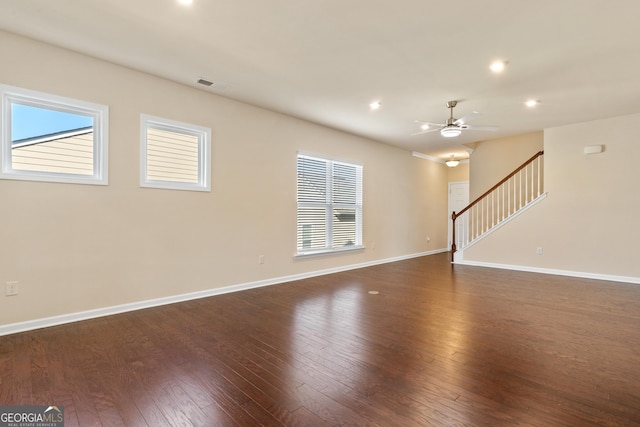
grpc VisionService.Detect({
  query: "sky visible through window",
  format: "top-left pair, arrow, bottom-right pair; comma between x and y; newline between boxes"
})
11,103 -> 93,143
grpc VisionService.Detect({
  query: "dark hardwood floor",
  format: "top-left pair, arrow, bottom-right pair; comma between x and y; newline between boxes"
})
2,253 -> 640,426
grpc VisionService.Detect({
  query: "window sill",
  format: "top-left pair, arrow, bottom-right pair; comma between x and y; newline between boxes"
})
294,245 -> 365,259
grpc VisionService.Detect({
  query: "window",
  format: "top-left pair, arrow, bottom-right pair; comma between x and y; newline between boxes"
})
296,154 -> 363,256
140,114 -> 211,192
0,84 -> 108,185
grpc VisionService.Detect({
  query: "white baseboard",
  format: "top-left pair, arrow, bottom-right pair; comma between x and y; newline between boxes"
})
0,248 -> 448,337
454,259 -> 640,285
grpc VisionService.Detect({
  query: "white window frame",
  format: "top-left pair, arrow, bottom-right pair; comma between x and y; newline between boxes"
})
140,114 -> 211,192
296,153 -> 363,257
0,84 -> 109,185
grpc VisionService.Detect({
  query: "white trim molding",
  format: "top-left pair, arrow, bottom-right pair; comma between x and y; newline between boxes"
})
412,151 -> 469,165
453,259 -> 640,285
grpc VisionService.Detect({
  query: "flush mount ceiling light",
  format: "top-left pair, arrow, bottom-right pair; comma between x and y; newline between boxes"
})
441,126 -> 462,138
369,101 -> 382,110
445,155 -> 460,168
525,99 -> 540,107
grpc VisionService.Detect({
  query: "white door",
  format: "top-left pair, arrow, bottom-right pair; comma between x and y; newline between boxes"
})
448,182 -> 469,250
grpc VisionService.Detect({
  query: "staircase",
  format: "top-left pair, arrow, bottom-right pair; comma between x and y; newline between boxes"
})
451,151 -> 545,262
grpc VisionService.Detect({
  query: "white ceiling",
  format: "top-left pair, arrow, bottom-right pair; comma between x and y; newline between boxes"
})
2,0 -> 640,160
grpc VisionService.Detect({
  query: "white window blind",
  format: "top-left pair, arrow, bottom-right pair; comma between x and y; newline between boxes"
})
297,154 -> 362,255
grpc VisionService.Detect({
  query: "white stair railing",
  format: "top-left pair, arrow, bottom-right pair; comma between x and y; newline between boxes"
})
451,151 -> 544,260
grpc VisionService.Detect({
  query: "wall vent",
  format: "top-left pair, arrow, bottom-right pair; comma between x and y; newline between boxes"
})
196,78 -> 214,87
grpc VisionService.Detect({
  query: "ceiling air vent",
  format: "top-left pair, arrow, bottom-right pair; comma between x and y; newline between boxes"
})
196,78 -> 214,87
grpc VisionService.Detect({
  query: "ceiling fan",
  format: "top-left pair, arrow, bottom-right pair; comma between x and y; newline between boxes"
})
413,100 -> 498,138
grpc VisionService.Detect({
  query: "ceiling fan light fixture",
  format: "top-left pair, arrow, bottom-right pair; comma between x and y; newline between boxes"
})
441,126 -> 462,138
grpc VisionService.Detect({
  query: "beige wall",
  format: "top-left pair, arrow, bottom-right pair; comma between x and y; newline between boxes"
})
463,114 -> 640,279
469,132 -> 543,199
0,31 -> 449,326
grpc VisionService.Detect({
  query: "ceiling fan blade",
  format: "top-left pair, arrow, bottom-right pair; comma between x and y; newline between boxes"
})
411,127 -> 442,136
412,119 -> 444,135
463,124 -> 499,132
415,120 -> 445,127
454,111 -> 481,126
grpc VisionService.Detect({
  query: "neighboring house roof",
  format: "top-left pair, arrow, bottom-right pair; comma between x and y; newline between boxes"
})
12,126 -> 93,148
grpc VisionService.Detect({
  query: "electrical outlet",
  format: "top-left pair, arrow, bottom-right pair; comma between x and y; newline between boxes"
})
258,255 -> 265,264
536,247 -> 543,255
6,281 -> 18,296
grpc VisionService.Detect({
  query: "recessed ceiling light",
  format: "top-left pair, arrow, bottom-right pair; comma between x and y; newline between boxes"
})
369,101 -> 382,110
178,0 -> 193,5
489,60 -> 507,73
525,99 -> 540,108
420,124 -> 430,130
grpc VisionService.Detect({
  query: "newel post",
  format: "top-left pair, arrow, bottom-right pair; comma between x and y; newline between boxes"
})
451,211 -> 457,263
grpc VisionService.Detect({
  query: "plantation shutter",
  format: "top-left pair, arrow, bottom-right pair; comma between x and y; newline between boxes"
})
297,154 -> 362,254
